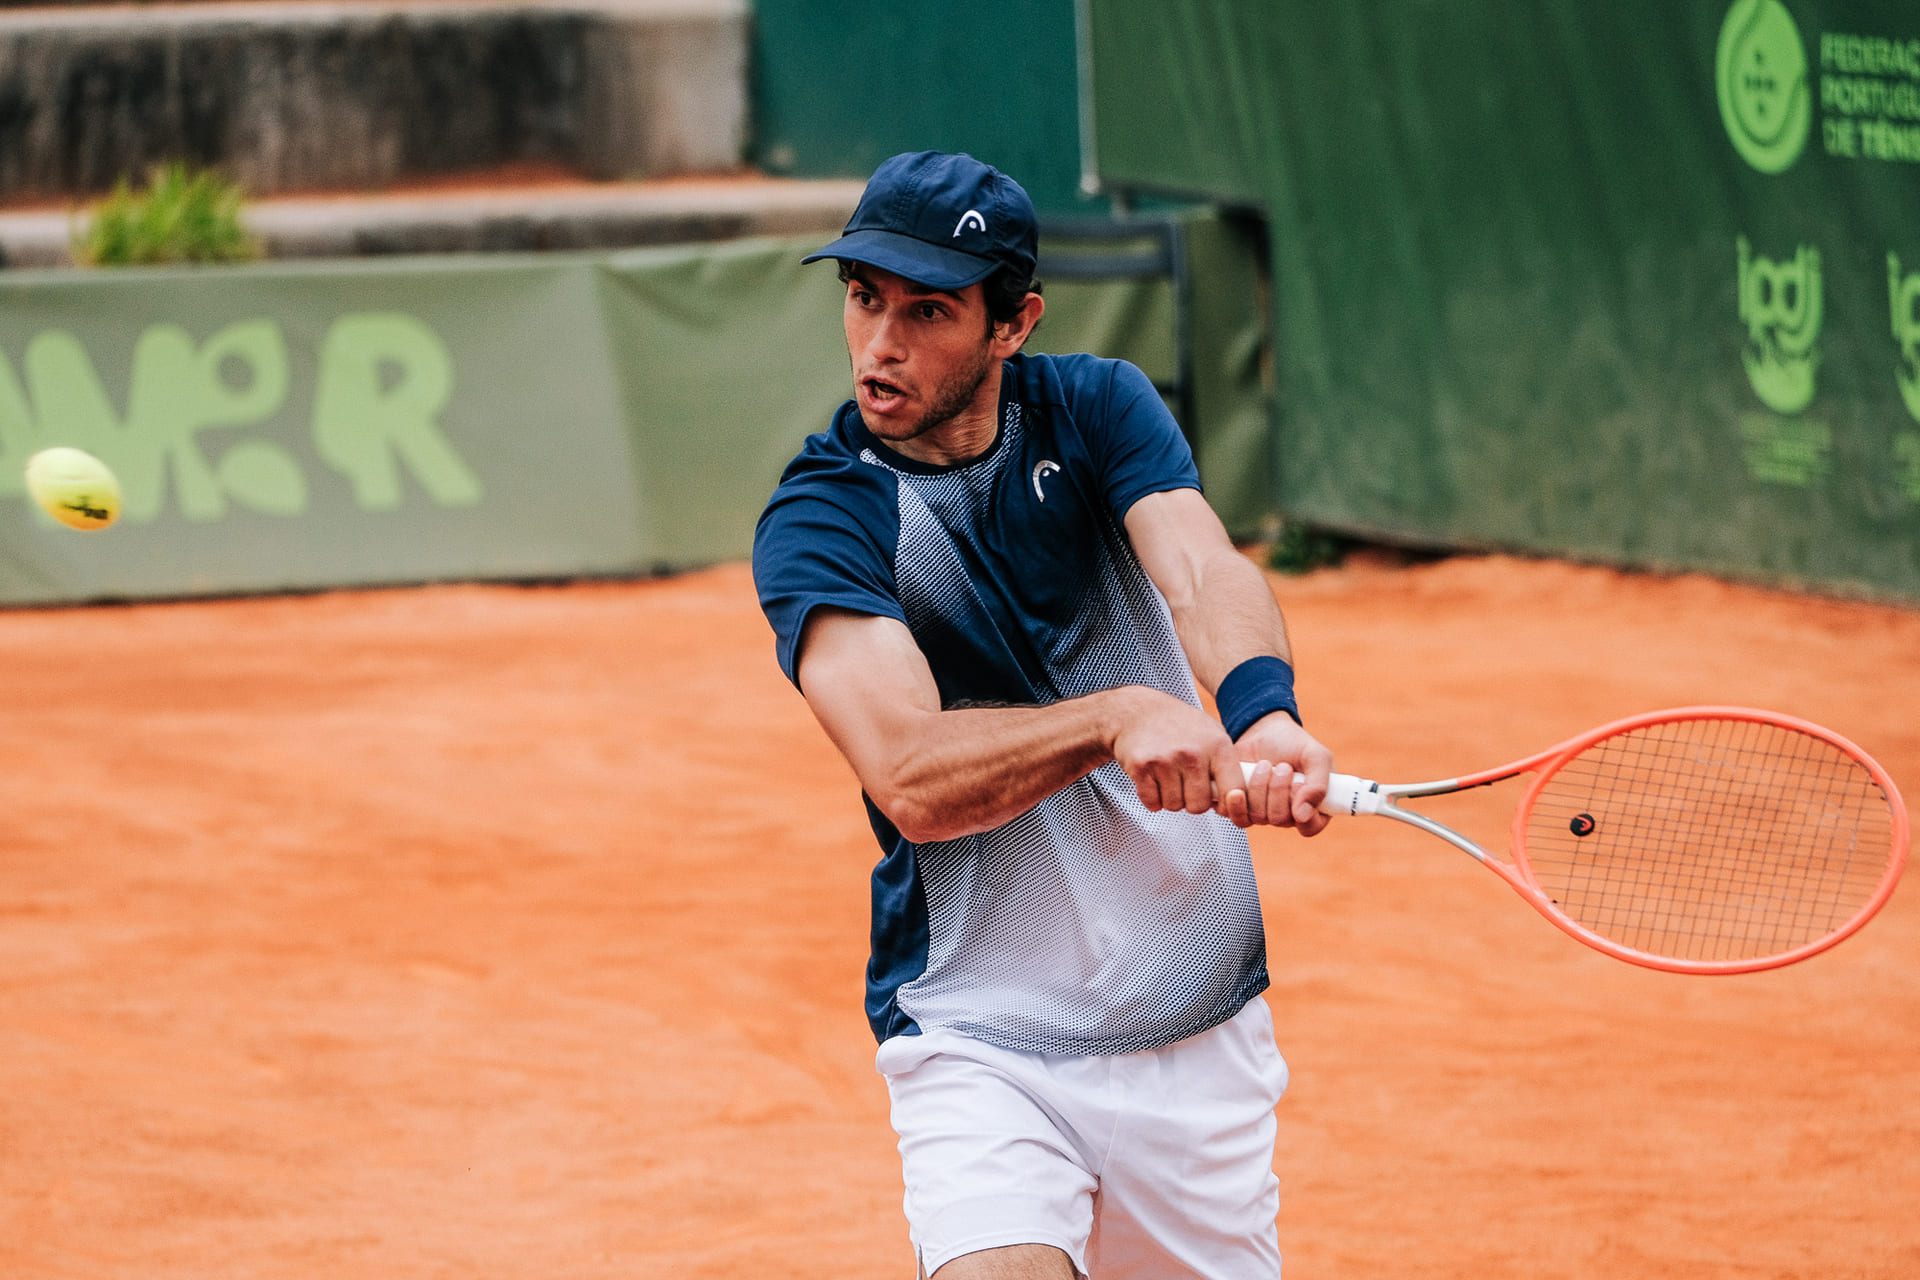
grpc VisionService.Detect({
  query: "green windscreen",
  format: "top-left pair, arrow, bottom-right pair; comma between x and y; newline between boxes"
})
1086,0 -> 1920,598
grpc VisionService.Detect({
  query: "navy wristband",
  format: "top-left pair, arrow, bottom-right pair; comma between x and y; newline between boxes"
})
1216,656 -> 1302,738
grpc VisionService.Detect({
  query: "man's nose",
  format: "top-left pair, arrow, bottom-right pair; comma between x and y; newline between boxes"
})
863,309 -> 909,363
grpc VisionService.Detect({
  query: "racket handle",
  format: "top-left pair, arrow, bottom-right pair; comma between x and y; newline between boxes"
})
1237,764 -> 1382,816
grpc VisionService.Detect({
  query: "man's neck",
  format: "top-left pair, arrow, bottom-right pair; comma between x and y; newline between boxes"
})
884,366 -> 1006,468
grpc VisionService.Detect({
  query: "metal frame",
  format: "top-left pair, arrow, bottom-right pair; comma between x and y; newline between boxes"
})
1035,215 -> 1196,440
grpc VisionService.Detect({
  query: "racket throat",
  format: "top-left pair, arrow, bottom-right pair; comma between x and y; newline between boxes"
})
1374,804 -> 1493,863
1319,773 -> 1494,861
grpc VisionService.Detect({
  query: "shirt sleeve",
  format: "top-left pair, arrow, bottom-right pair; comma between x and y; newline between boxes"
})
1085,358 -> 1202,520
752,475 -> 904,688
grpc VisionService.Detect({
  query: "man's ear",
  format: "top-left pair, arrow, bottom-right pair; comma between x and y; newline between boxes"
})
993,292 -> 1047,353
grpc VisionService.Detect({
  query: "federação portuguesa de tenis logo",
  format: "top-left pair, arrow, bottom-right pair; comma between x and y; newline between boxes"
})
1717,0 -> 1812,173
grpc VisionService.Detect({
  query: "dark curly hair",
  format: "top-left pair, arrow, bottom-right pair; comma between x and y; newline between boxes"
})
982,267 -> 1043,332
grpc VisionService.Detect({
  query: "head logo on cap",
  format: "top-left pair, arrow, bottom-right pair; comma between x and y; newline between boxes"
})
954,210 -> 987,237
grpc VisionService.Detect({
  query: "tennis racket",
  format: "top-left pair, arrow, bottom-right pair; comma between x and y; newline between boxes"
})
1243,706 -> 1908,974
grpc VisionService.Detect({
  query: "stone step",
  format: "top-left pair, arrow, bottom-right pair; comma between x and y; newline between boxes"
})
0,173 -> 865,267
0,0 -> 747,203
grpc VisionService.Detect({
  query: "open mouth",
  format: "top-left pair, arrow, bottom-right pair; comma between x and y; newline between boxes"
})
863,376 -> 908,405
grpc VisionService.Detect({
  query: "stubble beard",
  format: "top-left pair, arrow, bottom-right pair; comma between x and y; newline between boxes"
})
858,342 -> 995,445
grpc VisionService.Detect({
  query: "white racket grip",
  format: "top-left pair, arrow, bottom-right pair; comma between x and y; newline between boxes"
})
1237,764 -> 1383,816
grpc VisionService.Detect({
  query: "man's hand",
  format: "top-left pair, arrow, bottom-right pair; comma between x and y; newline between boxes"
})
1120,489 -> 1333,835
1222,710 -> 1334,834
1108,686 -> 1248,817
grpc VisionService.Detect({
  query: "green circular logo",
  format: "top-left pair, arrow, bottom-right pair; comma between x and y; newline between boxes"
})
1716,0 -> 1810,173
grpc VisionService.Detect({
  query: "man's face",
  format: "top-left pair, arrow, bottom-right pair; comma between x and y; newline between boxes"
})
842,264 -> 998,446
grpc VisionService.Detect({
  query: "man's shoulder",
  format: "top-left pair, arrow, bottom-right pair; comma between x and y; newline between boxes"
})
770,405 -> 886,492
1005,353 -> 1162,437
757,405 -> 899,543
1006,351 -> 1132,402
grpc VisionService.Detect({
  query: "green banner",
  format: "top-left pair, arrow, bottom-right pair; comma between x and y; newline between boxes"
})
1086,0 -> 1920,598
0,257 -> 647,603
1,217 -> 1260,604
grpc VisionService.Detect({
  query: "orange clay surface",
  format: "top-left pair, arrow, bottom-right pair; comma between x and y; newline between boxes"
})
1,553 -> 1916,1279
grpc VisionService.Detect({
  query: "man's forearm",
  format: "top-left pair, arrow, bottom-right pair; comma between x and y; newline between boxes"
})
798,603 -> 1251,843
1165,545 -> 1294,694
864,686 -> 1146,843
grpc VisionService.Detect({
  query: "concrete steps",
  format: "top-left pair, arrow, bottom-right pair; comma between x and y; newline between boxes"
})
0,0 -> 748,199
0,0 -> 863,265
0,173 -> 865,266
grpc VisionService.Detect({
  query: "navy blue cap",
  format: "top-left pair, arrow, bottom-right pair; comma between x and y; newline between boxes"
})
803,151 -> 1038,290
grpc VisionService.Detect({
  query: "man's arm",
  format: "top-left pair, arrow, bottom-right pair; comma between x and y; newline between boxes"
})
793,606 -> 1248,843
1123,486 -> 1334,834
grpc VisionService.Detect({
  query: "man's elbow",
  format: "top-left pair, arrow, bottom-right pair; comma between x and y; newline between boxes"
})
873,790 -> 953,845
868,779 -> 977,845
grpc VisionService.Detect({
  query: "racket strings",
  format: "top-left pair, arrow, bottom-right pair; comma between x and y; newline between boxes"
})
1520,718 -> 1897,963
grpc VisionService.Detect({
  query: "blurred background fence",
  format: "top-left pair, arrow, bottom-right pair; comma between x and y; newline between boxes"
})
2,0 -> 1917,602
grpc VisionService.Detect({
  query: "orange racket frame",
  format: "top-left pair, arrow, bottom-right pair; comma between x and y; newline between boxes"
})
1255,706 -> 1909,974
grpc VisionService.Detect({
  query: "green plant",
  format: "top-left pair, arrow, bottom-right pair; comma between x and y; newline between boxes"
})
73,163 -> 258,267
1264,519 -> 1348,574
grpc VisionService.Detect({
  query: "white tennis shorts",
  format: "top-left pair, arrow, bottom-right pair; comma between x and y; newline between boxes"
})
876,996 -> 1289,1279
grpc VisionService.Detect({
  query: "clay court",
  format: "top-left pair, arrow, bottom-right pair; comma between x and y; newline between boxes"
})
1,550 -> 1916,1278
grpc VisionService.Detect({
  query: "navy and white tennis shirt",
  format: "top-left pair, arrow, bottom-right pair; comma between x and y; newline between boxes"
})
753,351 -> 1268,1057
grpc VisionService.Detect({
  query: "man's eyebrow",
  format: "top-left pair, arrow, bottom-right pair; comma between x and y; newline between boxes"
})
901,281 -> 962,301
848,267 -> 963,303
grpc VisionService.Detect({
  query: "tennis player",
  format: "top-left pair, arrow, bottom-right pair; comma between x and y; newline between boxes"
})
752,151 -> 1333,1279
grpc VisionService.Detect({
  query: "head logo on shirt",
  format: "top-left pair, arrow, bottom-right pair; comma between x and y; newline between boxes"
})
1031,459 -> 1061,501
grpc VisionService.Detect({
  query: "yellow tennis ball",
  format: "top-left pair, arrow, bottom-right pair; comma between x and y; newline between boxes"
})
24,447 -> 122,531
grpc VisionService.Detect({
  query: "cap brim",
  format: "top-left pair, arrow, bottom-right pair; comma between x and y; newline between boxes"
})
801,228 -> 998,290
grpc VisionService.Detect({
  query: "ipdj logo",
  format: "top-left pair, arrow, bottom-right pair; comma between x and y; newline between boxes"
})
1737,236 -> 1823,413
1716,0 -> 1812,174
